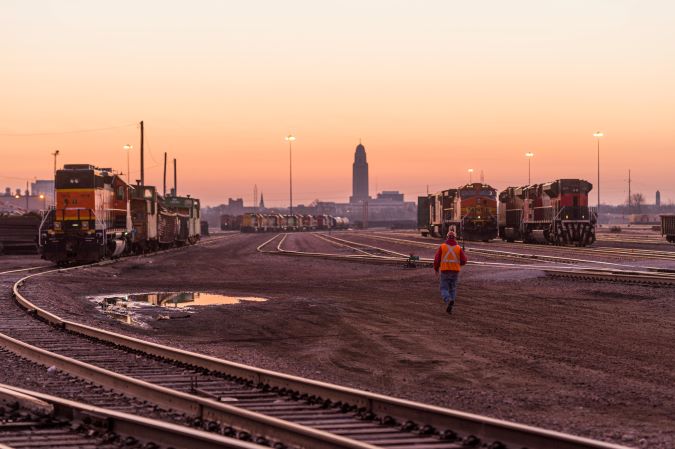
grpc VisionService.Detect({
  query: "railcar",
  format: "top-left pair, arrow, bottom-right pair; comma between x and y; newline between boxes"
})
162,195 -> 201,244
241,213 -> 260,232
301,214 -> 316,231
200,220 -> 209,236
498,179 -> 595,246
220,214 -> 242,231
283,214 -> 301,231
263,214 -> 282,232
130,184 -> 159,252
661,215 -> 675,243
316,215 -> 331,230
41,164 -> 133,264
418,183 -> 498,241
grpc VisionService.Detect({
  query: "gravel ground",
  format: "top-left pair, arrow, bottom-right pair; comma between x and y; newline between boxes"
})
5,231 -> 675,448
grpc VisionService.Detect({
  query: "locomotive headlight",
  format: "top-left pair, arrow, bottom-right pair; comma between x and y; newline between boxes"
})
81,221 -> 89,229
53,222 -> 62,231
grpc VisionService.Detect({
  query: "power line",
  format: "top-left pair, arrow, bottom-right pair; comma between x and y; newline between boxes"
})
0,123 -> 136,137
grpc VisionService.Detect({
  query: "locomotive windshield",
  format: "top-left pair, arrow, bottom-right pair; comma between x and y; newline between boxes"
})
55,170 -> 96,189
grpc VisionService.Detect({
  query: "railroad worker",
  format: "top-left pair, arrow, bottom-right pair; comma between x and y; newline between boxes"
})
433,230 -> 467,314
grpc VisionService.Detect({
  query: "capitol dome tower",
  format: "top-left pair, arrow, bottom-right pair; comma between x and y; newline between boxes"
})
350,142 -> 370,203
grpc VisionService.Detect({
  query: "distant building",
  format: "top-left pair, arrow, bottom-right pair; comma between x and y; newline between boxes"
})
350,142 -> 370,203
259,192 -> 265,209
656,190 -> 661,208
31,180 -> 55,207
0,186 -> 49,213
376,191 -> 404,202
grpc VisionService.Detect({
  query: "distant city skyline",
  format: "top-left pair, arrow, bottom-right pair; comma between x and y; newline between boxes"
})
2,1 -> 674,206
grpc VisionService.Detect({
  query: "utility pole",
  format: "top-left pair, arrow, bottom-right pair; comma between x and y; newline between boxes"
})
254,184 -> 258,214
51,149 -> 59,208
25,180 -> 29,211
140,121 -> 145,187
628,169 -> 632,213
52,150 -> 60,176
173,158 -> 177,196
163,152 -> 167,196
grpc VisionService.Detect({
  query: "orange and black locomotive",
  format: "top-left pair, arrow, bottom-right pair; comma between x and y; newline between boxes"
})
40,164 -> 201,265
418,183 -> 498,241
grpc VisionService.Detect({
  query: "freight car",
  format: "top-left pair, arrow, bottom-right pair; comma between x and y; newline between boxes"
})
661,215 -> 675,243
130,184 -> 160,252
241,213 -> 261,232
162,195 -> 201,245
498,179 -> 595,246
220,214 -> 242,231
40,164 -> 201,264
301,214 -> 317,231
0,214 -> 40,254
417,183 -> 498,241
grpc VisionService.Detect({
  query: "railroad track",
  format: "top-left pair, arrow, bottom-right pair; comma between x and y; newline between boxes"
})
0,383 -> 260,449
361,231 -> 675,264
0,236 -> 630,449
261,233 -> 675,289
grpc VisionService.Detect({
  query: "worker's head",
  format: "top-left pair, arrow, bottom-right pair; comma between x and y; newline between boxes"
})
446,230 -> 456,239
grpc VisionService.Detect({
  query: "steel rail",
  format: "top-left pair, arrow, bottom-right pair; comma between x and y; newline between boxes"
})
0,384 -> 262,449
268,233 -> 675,286
357,232 -> 675,270
0,265 -> 51,276
543,268 -> 675,285
264,233 -> 670,275
6,234 -> 633,449
317,234 -> 411,258
0,317 -> 378,449
382,230 -> 675,261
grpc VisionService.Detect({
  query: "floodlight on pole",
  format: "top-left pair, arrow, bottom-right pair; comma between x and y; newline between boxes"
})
525,152 -> 534,184
123,144 -> 133,185
285,135 -> 296,215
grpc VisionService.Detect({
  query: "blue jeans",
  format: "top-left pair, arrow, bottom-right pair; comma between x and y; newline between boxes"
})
439,271 -> 459,304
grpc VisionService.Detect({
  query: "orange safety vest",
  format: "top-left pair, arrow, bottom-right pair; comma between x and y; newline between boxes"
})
440,243 -> 462,272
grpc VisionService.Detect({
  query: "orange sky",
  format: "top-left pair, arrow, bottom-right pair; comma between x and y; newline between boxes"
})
2,1 -> 674,206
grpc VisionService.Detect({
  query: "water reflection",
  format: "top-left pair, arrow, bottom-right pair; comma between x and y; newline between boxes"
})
128,292 -> 268,308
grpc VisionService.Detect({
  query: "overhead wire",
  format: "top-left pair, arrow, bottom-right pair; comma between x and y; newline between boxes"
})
0,123 -> 137,137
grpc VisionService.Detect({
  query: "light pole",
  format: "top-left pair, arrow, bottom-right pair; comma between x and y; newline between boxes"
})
285,135 -> 296,215
123,144 -> 133,184
468,168 -> 474,184
593,131 -> 604,213
525,152 -> 534,184
51,149 -> 60,176
51,149 -> 59,209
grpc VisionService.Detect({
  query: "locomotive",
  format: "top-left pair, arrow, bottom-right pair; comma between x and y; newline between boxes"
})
498,179 -> 595,246
40,164 -> 201,264
418,183 -> 498,241
237,212 -> 349,232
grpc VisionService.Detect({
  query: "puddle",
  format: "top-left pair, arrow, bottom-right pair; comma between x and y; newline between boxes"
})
89,292 -> 268,326
127,292 -> 268,308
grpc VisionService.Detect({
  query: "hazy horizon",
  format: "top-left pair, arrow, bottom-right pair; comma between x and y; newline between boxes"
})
2,0 -> 674,207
